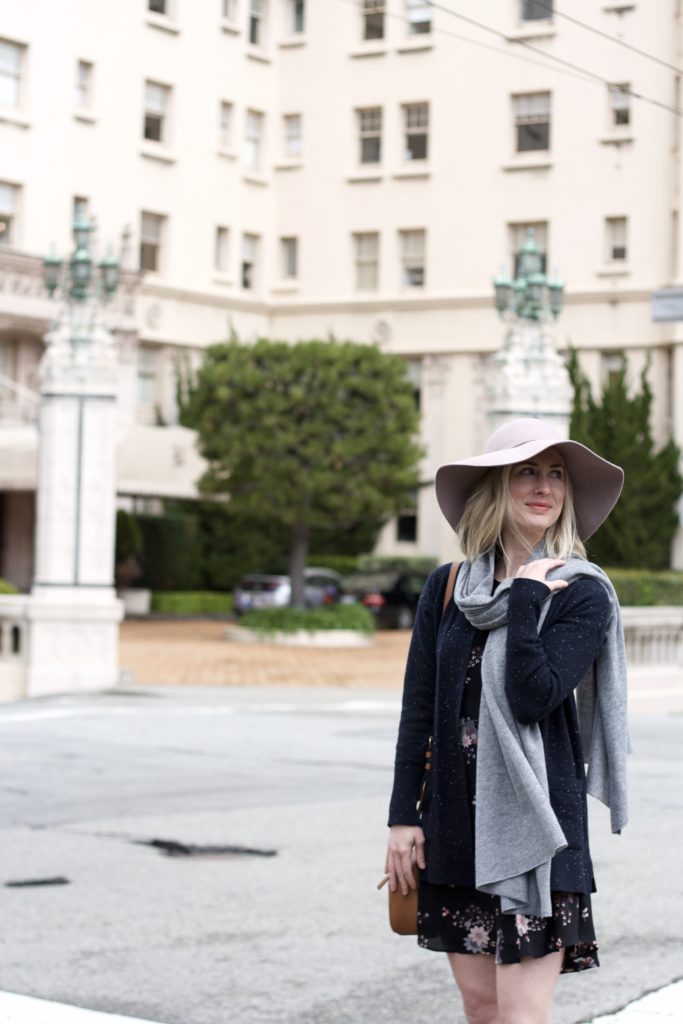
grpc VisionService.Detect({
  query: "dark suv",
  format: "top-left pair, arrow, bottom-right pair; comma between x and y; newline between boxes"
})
342,569 -> 429,629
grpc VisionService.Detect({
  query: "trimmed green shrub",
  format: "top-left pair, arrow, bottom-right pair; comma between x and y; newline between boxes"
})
116,509 -> 143,562
605,568 -> 683,606
136,514 -> 202,591
0,578 -> 18,595
240,603 -> 375,634
356,554 -> 438,574
151,591 -> 234,615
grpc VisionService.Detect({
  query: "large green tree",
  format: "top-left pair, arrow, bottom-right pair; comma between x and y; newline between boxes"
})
179,338 -> 424,606
567,349 -> 683,568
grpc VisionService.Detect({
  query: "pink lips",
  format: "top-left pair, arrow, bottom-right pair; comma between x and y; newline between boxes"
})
527,503 -> 551,511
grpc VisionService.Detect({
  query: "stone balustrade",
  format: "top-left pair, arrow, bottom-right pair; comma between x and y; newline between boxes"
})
0,595 -> 30,702
621,606 -> 683,667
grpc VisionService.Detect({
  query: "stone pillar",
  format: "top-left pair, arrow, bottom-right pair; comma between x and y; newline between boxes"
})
485,321 -> 573,439
26,302 -> 123,696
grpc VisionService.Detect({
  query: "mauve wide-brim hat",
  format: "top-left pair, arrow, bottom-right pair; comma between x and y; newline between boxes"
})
435,418 -> 624,541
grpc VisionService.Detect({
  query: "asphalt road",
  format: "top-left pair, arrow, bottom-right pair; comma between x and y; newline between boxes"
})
0,685 -> 681,1024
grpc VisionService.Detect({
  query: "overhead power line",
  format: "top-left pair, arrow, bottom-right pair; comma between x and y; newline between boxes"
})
426,0 -> 683,118
529,0 -> 683,77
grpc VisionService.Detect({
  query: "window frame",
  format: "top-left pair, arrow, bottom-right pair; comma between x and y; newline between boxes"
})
362,0 -> 385,40
0,38 -> 24,110
402,102 -> 429,162
353,231 -> 380,291
609,83 -> 631,128
283,113 -> 302,158
241,232 -> 259,289
280,236 -> 299,279
508,221 -> 549,277
513,91 -> 551,153
249,0 -> 265,46
75,59 -> 94,110
0,181 -> 18,247
520,0 -> 553,21
357,106 -> 382,165
214,226 -> 229,273
140,211 -> 166,273
143,80 -> 171,145
605,216 -> 628,262
291,0 -> 305,33
219,100 -> 233,147
406,0 -> 431,35
244,108 -> 264,171
399,229 -> 426,288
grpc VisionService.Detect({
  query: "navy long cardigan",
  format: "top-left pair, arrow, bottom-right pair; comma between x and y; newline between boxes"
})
388,562 -> 611,895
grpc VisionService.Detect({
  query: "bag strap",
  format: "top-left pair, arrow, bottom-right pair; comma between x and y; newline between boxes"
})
441,561 -> 460,617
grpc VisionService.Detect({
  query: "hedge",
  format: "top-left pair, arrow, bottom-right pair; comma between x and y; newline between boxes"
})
240,603 -> 375,634
605,568 -> 683,606
151,591 -> 233,615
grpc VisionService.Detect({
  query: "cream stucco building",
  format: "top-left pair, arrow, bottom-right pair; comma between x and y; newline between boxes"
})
1,0 -> 682,588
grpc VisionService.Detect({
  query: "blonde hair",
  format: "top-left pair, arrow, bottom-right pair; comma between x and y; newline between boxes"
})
457,464 -> 586,561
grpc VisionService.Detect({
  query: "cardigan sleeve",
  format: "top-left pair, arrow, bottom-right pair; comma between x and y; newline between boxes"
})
387,565 -> 449,826
505,577 -> 611,725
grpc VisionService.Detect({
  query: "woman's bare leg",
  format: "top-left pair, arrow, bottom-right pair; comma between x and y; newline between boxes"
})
495,951 -> 563,1024
447,953 -> 501,1024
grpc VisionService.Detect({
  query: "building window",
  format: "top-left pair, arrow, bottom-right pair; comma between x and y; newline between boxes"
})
222,0 -> 237,19
143,81 -> 170,143
513,92 -> 551,152
281,236 -> 298,279
406,0 -> 431,34
606,217 -> 628,261
363,1 -> 385,40
610,84 -> 630,127
241,233 -> 259,289
291,0 -> 305,33
403,102 -> 429,161
73,196 -> 89,225
75,60 -> 93,109
148,0 -> 168,12
509,222 -> 548,276
353,232 -> 379,290
219,101 -> 233,147
399,229 -> 426,287
358,107 -> 382,164
396,498 -> 418,542
249,0 -> 265,45
602,352 -> 625,386
0,182 -> 18,247
140,212 -> 165,272
284,114 -> 302,158
520,0 -> 552,19
215,227 -> 229,273
244,109 -> 264,170
0,39 -> 23,109
137,345 -> 159,405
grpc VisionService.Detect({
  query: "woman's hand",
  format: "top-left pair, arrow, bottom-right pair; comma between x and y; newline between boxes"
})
385,825 -> 426,895
515,558 -> 568,592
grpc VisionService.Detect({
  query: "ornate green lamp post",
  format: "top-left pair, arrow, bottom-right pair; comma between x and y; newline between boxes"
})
486,228 -> 571,436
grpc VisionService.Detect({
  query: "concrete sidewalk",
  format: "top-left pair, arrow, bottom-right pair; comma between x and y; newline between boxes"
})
119,620 -> 683,714
0,979 -> 680,1023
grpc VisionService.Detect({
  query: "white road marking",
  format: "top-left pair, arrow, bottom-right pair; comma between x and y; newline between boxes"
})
0,990 -> 157,1024
590,977 -> 683,1022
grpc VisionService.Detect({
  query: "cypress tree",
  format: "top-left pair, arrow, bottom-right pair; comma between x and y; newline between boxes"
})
567,349 -> 682,568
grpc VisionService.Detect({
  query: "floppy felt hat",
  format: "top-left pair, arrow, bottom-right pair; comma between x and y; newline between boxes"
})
435,418 -> 624,541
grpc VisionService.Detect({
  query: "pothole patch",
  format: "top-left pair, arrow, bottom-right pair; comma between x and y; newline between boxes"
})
5,876 -> 71,888
134,838 -> 277,859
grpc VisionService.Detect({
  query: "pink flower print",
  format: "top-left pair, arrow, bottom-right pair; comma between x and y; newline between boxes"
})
464,925 -> 490,953
515,914 -> 530,937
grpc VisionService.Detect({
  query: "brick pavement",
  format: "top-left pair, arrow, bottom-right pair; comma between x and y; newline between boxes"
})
119,620 -> 410,688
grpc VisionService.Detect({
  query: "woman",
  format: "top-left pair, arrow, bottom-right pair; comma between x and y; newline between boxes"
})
385,418 -> 629,1024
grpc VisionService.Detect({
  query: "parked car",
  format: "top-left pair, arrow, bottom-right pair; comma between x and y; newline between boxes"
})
233,567 -> 343,615
342,569 -> 430,629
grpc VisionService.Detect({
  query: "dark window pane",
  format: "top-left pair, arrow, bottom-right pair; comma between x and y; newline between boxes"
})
144,114 -> 162,142
612,245 -> 627,260
249,16 -> 260,44
405,266 -> 424,287
242,261 -> 253,288
521,0 -> 552,19
364,13 -> 384,39
516,121 -> 550,151
148,0 -> 166,12
615,107 -> 630,126
406,132 -> 428,160
397,513 -> 417,543
294,0 -> 305,32
361,136 -> 381,163
140,243 -> 158,272
410,19 -> 431,34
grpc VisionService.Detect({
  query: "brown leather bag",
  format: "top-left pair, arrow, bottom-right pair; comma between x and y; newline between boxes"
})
380,561 -> 460,935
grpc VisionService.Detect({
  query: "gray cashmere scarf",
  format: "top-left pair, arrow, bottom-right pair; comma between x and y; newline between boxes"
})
454,548 -> 629,918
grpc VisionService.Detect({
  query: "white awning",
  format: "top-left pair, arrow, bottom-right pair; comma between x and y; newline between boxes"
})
0,424 -> 208,500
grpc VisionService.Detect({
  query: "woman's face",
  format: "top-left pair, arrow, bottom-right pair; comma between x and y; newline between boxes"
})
507,448 -> 566,542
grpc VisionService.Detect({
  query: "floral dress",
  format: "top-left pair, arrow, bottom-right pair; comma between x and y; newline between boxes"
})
417,632 -> 600,973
